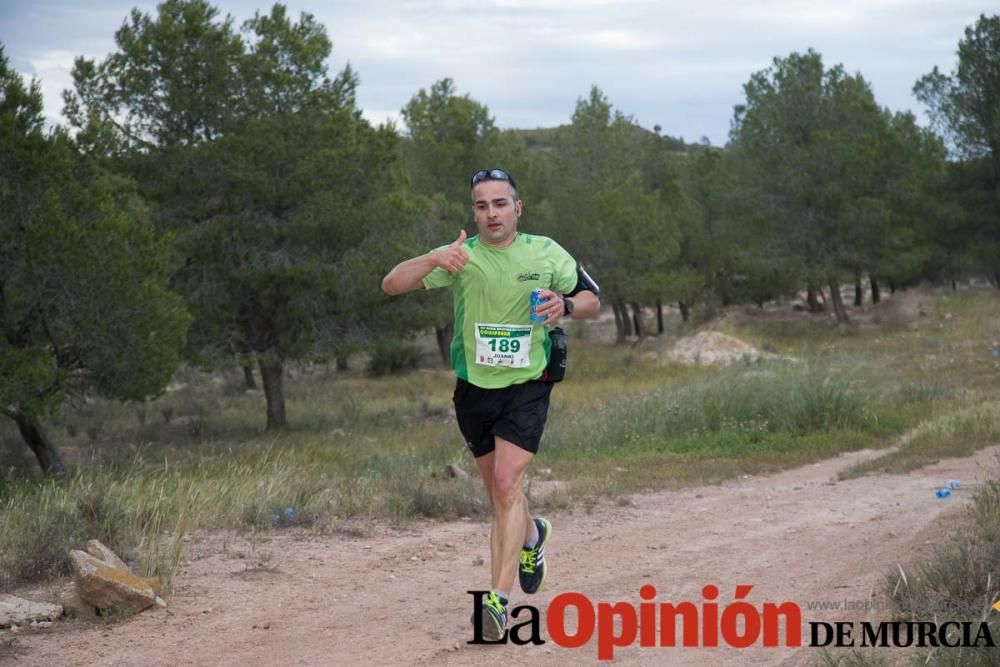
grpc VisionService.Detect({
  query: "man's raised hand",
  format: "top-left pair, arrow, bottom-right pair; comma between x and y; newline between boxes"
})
434,229 -> 469,274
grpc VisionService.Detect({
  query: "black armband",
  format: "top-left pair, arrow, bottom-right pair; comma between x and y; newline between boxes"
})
565,264 -> 600,297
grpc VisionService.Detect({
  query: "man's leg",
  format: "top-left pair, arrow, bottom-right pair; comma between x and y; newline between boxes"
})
470,442 -> 529,639
473,445 -> 535,592
487,436 -> 534,595
473,451 -> 494,503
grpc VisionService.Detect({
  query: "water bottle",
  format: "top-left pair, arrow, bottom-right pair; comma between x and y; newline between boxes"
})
935,488 -> 951,499
947,480 -> 961,490
543,327 -> 567,382
992,341 -> 999,357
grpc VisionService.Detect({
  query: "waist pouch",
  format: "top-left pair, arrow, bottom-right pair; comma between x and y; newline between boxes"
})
543,327 -> 567,383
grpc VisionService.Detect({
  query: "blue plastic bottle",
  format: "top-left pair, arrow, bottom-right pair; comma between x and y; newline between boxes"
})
529,288 -> 547,324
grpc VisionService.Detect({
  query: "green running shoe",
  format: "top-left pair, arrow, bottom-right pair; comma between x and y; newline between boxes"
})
472,591 -> 507,641
519,517 -> 551,594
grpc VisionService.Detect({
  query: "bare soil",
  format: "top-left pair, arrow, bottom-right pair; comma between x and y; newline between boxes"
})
7,445 -> 998,666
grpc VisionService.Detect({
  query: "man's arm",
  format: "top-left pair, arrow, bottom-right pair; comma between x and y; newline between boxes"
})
565,291 -> 600,319
534,260 -> 601,325
381,230 -> 468,296
534,289 -> 600,326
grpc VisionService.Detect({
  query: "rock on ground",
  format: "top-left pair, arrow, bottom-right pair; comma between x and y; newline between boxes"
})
85,539 -> 130,572
0,595 -> 62,628
54,582 -> 96,619
69,550 -> 158,614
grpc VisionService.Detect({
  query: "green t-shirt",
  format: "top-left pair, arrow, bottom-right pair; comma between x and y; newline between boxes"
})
422,232 -> 578,388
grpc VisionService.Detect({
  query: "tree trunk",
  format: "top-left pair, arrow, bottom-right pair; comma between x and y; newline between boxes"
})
870,275 -> 881,304
952,279 -> 958,292
617,300 -> 633,338
630,302 -> 646,339
242,360 -> 257,390
335,354 -> 349,371
888,281 -> 896,294
678,300 -> 690,322
829,279 -> 850,325
621,301 -> 633,337
656,299 -> 664,335
258,357 -> 288,430
612,302 -> 627,344
12,412 -> 65,475
806,285 -> 822,312
434,321 -> 454,366
854,273 -> 863,307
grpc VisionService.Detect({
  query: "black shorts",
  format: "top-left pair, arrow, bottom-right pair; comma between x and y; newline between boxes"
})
452,378 -> 553,458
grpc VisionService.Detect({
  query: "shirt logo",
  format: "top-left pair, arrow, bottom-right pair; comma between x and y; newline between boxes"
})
517,272 -> 541,282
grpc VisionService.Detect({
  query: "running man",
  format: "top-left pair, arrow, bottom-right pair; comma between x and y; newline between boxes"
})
381,168 -> 600,639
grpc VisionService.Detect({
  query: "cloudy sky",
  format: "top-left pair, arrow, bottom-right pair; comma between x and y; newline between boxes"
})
0,0 -> 991,145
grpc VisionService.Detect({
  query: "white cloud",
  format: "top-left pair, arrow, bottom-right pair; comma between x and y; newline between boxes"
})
335,15 -> 510,65
592,29 -> 655,50
361,108 -> 403,129
733,1 -> 861,28
531,26 -> 658,51
22,50 -> 78,120
28,49 -> 78,75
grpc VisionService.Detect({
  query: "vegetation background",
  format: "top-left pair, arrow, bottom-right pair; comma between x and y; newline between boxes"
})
2,3 -> 1000,664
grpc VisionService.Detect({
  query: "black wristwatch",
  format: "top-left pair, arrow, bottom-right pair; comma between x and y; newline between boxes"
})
563,296 -> 575,317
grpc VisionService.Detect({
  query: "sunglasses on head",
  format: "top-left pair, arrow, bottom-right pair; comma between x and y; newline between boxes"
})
470,168 -> 518,192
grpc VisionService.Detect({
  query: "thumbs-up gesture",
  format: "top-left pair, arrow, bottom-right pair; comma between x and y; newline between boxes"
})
433,229 -> 470,274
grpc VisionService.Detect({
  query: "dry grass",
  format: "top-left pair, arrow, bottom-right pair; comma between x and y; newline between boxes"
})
884,478 -> 1000,666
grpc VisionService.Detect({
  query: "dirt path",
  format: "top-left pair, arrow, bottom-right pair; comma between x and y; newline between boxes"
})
9,445 -> 999,666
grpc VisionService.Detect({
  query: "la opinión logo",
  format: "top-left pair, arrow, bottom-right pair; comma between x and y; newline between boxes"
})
469,584 -> 801,660
468,585 -> 1000,660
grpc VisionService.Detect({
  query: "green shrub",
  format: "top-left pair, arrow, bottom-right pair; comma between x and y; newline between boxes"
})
386,475 -> 490,520
546,362 -> 878,460
367,342 -> 422,376
0,504 -> 84,587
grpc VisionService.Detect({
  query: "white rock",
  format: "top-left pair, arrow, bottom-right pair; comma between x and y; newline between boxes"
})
0,595 -> 63,628
85,539 -> 130,572
445,463 -> 469,479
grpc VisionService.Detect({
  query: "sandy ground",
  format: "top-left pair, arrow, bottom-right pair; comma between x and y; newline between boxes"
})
6,444 -> 998,667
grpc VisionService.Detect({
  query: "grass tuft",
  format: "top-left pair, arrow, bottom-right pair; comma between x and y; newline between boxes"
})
884,479 -> 1000,666
843,401 -> 1000,478
542,361 -> 891,493
816,648 -> 889,666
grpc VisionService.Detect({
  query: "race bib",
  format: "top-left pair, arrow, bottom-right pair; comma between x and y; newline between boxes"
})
475,323 -> 533,368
